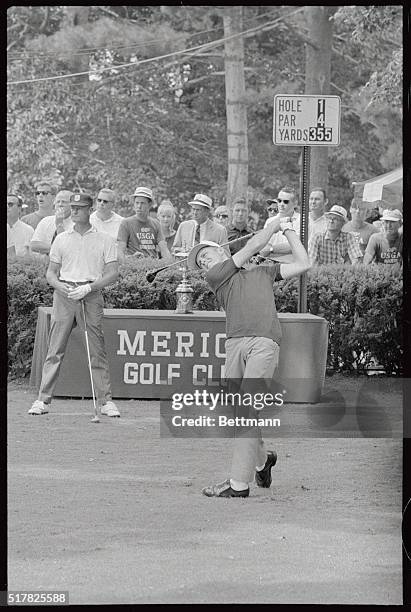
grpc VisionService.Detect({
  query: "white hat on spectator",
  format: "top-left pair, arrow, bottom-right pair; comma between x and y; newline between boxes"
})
188,194 -> 213,209
381,209 -> 402,222
325,205 -> 348,222
131,187 -> 153,201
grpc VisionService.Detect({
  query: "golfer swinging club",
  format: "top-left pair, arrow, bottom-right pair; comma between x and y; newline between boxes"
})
29,193 -> 121,418
187,214 -> 311,497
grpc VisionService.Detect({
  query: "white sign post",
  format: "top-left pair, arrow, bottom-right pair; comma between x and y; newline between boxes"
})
273,94 -> 341,312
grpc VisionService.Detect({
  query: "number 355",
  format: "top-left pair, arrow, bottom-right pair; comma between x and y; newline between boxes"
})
309,127 -> 332,141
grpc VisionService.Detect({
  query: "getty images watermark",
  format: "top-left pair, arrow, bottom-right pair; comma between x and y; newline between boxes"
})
160,376 -> 404,439
160,381 -> 286,438
170,389 -> 283,429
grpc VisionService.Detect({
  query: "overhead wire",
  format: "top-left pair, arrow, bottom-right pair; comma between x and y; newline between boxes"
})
7,8 -> 279,59
7,7 -> 304,86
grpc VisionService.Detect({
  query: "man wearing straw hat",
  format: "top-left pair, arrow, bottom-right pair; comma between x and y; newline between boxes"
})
172,193 -> 229,255
117,186 -> 170,262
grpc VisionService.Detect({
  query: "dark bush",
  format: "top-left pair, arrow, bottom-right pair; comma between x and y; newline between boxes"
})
7,256 -> 402,378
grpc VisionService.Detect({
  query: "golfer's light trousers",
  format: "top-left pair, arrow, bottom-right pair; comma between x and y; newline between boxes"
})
38,290 -> 112,406
224,336 -> 280,484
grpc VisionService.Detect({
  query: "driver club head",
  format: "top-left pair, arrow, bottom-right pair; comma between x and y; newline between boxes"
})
146,270 -> 157,283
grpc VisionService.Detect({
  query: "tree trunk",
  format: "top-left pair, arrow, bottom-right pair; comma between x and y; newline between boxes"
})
64,6 -> 90,73
304,6 -> 335,192
223,7 -> 248,207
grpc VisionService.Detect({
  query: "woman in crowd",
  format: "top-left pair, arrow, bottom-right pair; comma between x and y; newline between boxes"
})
157,199 -> 177,252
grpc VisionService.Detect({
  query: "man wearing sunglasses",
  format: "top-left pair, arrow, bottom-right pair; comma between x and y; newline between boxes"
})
7,194 -> 34,257
213,205 -> 230,229
90,188 -> 123,239
259,185 -> 300,263
21,181 -> 56,230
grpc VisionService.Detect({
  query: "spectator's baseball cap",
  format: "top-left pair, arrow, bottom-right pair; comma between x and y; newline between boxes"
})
188,194 -> 213,209
187,240 -> 220,270
131,187 -> 153,201
381,209 -> 403,222
70,193 -> 93,206
325,205 -> 347,222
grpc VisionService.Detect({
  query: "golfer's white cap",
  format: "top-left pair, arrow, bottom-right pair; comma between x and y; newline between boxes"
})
187,240 -> 220,270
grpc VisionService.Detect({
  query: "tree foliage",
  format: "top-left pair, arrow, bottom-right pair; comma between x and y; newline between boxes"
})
7,5 -> 402,211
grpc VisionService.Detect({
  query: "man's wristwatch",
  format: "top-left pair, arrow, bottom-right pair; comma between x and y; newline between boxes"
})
280,220 -> 295,235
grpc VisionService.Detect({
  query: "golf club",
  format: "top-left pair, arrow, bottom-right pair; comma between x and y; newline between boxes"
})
80,299 -> 100,423
145,231 -> 258,283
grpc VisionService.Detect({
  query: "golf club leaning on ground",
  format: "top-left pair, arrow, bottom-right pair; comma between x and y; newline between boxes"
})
80,299 -> 100,423
145,230 -> 270,282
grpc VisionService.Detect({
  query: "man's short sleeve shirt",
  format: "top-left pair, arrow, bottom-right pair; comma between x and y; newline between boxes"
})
365,233 -> 402,264
50,227 -> 117,282
206,258 -> 283,344
117,216 -> 164,258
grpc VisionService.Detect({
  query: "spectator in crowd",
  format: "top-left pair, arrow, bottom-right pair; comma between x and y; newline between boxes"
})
149,201 -> 158,219
31,190 -> 74,256
248,210 -> 261,232
365,206 -> 381,226
363,209 -> 403,265
371,205 -> 403,236
308,188 -> 328,240
342,200 -> 379,255
7,194 -> 34,256
259,185 -> 300,263
28,193 -> 120,418
157,199 -> 177,252
21,181 -> 56,229
117,187 -> 170,263
90,188 -> 123,239
227,198 -> 254,255
265,197 -> 278,220
214,205 -> 230,229
173,194 -> 229,254
308,204 -> 362,265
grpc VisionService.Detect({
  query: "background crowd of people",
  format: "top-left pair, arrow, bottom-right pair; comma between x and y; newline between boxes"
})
7,180 -> 403,266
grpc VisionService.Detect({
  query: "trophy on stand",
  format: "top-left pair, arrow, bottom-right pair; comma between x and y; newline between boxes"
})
174,252 -> 194,314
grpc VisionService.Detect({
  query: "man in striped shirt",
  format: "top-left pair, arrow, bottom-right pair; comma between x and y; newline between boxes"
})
308,205 -> 362,265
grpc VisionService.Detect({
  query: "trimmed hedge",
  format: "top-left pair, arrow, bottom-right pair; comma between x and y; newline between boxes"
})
7,256 -> 402,379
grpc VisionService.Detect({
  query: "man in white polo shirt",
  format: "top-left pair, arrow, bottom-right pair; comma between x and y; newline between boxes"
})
7,194 -> 34,256
30,190 -> 74,256
90,188 -> 123,239
29,193 -> 121,418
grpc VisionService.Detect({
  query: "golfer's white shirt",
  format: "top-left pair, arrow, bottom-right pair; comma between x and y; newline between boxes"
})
90,211 -> 123,240
50,226 -> 117,282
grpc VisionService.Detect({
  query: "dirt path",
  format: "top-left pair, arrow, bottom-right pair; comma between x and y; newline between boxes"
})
7,376 -> 402,604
